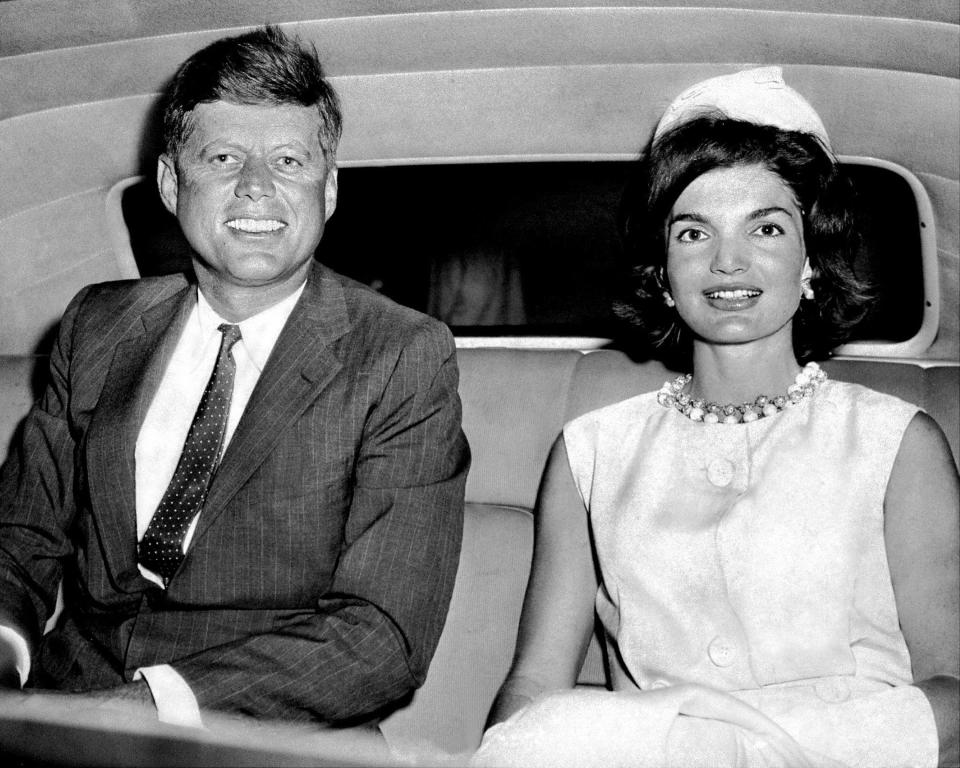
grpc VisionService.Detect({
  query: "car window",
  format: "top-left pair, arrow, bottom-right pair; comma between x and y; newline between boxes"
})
121,160 -> 925,347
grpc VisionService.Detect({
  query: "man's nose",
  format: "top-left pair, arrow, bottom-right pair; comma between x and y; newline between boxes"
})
234,159 -> 275,201
710,238 -> 748,275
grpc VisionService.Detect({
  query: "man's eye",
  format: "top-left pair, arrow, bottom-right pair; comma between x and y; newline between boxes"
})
278,156 -> 302,167
211,154 -> 237,165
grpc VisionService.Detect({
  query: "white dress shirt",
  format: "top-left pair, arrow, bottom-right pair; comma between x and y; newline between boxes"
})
135,284 -> 304,586
1,282 -> 305,728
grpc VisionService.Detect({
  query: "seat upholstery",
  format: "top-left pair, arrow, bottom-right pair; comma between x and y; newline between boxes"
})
0,348 -> 957,754
379,501 -> 532,754
0,356 -> 44,459
457,348 -> 581,509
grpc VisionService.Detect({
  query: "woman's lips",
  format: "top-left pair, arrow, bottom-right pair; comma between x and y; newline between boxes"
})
703,286 -> 762,311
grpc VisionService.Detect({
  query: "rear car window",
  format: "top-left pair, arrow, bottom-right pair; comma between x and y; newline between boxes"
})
121,160 -> 925,349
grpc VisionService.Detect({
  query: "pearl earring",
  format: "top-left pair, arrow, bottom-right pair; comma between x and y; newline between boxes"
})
663,291 -> 676,308
800,260 -> 815,300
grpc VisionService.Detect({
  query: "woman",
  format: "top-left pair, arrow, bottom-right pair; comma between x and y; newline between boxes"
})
474,69 -> 958,768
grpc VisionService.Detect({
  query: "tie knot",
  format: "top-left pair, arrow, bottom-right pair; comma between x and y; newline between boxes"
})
218,323 -> 242,350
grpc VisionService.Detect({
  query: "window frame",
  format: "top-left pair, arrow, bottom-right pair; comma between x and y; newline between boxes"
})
105,154 -> 939,359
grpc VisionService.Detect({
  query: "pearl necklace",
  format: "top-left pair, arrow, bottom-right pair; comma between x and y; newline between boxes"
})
657,361 -> 827,424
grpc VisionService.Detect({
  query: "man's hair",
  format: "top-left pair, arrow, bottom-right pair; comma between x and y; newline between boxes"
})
616,115 -> 871,368
161,25 -> 342,162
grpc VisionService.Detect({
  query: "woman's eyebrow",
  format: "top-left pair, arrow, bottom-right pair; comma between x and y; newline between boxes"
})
748,206 -> 795,220
668,212 -> 708,226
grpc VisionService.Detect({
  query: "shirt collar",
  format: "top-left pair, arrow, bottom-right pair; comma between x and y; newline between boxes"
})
195,282 -> 307,372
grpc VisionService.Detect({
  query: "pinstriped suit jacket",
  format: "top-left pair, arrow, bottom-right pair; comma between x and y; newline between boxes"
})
0,261 -> 468,723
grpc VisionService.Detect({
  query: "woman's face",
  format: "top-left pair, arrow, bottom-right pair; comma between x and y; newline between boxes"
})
665,163 -> 809,351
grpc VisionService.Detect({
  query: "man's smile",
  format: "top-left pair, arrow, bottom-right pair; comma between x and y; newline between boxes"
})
225,218 -> 286,233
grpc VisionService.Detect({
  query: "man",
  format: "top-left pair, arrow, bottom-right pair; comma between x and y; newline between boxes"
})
0,26 -> 468,727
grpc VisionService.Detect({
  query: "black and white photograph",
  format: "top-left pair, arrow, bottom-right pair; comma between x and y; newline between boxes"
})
0,3 -> 957,766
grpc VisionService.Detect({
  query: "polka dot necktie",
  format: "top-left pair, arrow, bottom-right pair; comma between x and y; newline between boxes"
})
138,323 -> 242,584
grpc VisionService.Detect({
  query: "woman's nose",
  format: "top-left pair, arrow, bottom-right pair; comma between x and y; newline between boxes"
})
234,159 -> 275,201
710,238 -> 748,275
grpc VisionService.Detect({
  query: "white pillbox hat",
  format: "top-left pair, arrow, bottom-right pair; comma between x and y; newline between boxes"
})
654,66 -> 831,149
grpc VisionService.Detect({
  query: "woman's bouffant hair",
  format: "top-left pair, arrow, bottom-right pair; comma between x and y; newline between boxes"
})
616,115 -> 871,369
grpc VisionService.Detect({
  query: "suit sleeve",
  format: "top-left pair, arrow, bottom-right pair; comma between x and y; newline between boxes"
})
0,288 -> 89,651
172,319 -> 469,723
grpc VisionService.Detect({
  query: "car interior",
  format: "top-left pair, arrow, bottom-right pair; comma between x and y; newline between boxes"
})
0,1 -> 957,764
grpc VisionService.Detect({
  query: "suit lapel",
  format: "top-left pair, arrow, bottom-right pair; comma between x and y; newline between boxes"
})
193,264 -> 351,542
85,280 -> 194,586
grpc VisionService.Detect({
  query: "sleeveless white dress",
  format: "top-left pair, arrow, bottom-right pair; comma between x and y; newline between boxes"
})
474,380 -> 938,768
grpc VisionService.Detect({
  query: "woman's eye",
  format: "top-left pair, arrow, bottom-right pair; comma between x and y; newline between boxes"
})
753,223 -> 785,237
676,228 -> 708,243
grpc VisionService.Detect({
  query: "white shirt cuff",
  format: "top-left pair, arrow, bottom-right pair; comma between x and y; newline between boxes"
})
135,664 -> 204,728
0,625 -> 31,686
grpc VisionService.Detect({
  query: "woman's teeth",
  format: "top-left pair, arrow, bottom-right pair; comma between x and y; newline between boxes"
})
706,289 -> 761,299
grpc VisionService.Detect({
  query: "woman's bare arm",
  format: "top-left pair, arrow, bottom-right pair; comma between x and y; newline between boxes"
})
485,435 -> 600,728
884,412 -> 960,767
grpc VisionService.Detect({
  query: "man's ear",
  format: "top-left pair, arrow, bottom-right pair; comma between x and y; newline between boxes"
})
324,166 -> 338,221
157,154 -> 179,216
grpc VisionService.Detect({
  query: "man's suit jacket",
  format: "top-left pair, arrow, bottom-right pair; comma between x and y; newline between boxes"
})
0,261 -> 469,723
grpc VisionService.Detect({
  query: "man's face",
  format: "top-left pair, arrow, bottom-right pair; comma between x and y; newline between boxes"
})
157,100 -> 337,298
